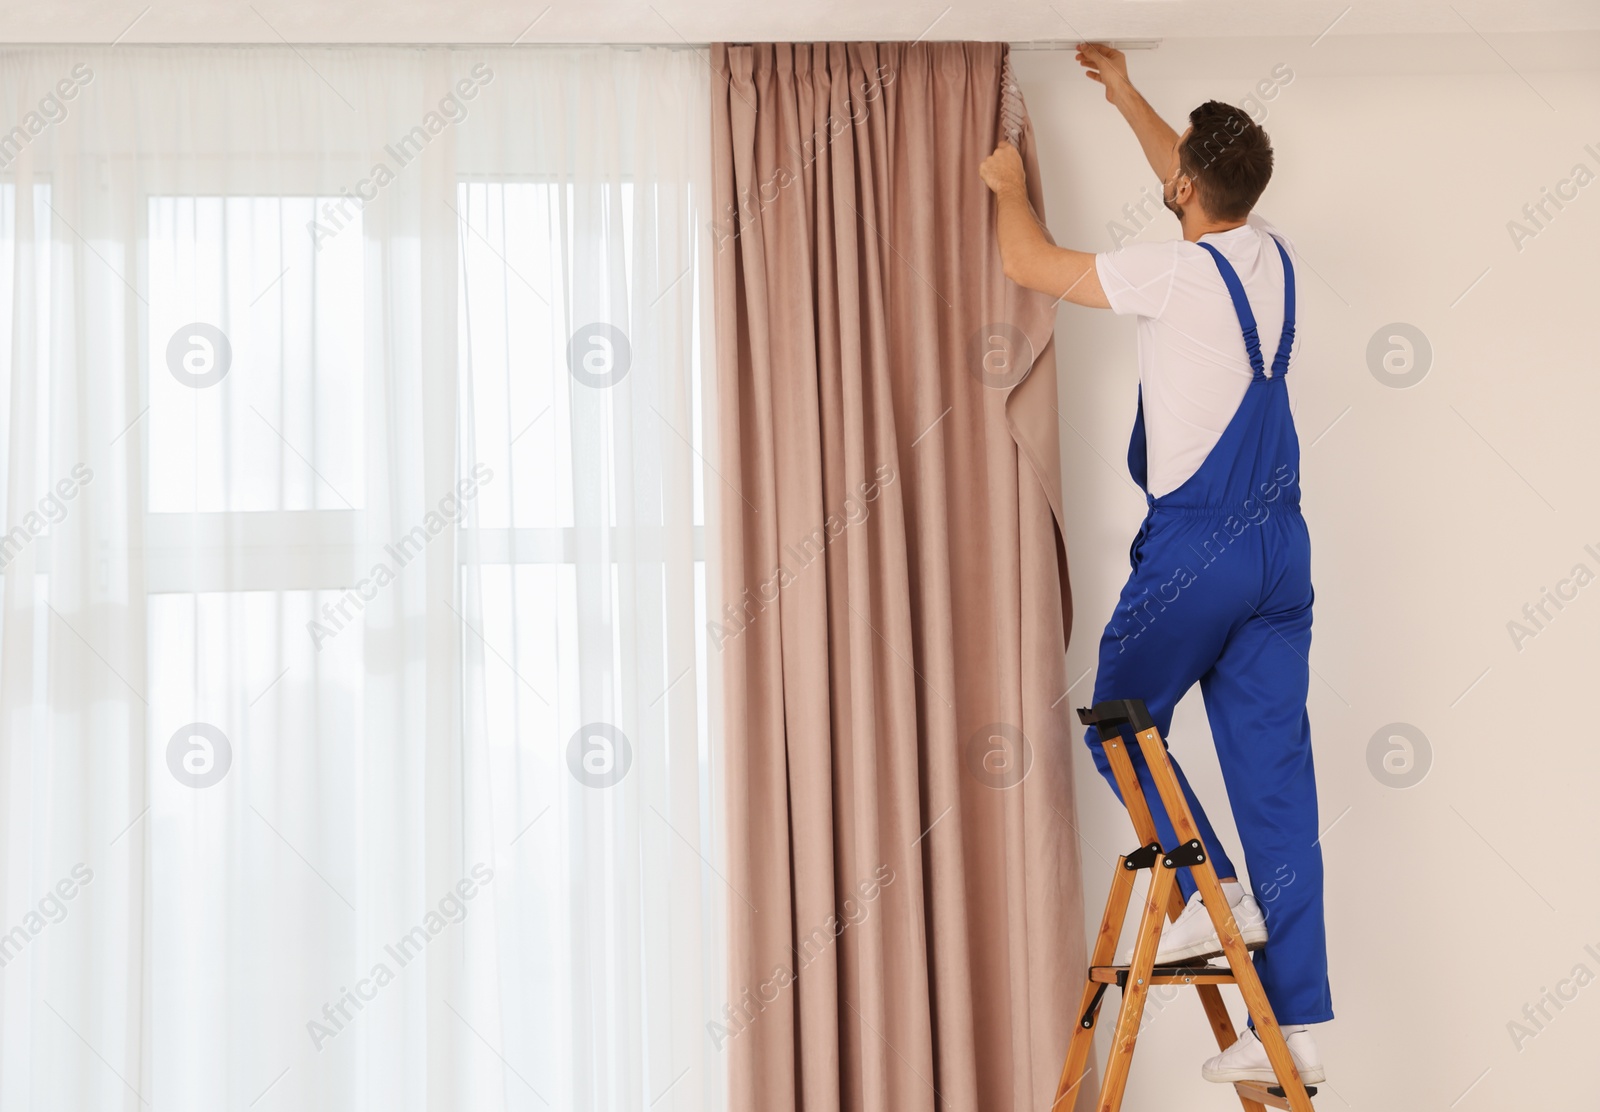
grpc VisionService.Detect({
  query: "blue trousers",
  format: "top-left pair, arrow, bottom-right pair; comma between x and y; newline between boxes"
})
1083,501 -> 1333,1025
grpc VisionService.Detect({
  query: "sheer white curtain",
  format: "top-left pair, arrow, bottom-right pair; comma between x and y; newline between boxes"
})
0,45 -> 720,1112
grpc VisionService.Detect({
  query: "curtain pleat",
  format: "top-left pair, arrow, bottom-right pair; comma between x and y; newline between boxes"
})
710,41 -> 1091,1111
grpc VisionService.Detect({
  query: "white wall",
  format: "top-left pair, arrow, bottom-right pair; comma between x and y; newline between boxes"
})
1017,32 -> 1600,1111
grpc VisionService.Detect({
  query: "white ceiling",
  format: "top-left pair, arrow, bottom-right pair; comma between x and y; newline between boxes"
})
3,0 -> 1598,44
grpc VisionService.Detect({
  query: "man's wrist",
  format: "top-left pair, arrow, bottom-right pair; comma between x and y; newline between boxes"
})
1108,83 -> 1140,114
996,181 -> 1028,204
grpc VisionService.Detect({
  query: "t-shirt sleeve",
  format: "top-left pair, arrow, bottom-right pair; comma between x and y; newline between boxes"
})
1095,240 -> 1181,318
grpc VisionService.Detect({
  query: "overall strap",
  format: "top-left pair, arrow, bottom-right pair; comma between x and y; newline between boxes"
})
1196,241 -> 1263,378
1268,236 -> 1296,378
1196,234 -> 1298,380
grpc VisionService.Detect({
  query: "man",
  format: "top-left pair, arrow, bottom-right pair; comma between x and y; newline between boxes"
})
977,43 -> 1332,1084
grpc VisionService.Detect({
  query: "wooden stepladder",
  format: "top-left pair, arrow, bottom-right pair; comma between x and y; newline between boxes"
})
1051,699 -> 1317,1112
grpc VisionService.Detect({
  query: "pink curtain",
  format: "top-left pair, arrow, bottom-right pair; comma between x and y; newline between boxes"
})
709,41 -> 1093,1110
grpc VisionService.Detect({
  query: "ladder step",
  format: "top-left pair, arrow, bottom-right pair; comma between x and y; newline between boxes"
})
1089,963 -> 1236,986
1235,1080 -> 1318,1109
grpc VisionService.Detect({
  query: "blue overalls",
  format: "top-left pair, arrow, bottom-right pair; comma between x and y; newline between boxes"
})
1082,235 -> 1333,1026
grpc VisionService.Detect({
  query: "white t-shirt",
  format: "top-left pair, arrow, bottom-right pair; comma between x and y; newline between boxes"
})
1094,213 -> 1301,499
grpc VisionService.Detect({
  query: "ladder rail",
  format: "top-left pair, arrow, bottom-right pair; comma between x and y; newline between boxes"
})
1051,853 -> 1140,1111
1100,731 -> 1162,849
1097,862 -> 1178,1110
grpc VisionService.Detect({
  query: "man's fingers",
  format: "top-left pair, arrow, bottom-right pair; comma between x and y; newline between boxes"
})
1076,41 -> 1124,68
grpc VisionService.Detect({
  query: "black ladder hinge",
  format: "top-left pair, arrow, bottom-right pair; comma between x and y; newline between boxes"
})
1162,839 -> 1207,869
1122,842 -> 1162,871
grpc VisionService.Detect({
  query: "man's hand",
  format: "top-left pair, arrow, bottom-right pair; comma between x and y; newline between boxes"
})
1075,43 -> 1133,105
979,142 -> 1026,199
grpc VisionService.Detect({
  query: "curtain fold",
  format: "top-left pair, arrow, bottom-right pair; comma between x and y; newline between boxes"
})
709,40 -> 1090,1111
0,45 -> 719,1112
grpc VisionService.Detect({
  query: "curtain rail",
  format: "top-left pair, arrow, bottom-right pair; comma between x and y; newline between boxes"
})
0,39 -> 1161,50
1009,40 -> 1161,50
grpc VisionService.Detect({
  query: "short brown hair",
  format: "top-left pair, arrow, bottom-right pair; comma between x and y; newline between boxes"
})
1180,101 -> 1273,221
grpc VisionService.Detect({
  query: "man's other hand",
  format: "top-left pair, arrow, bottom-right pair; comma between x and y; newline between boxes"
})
1075,42 -> 1132,103
979,142 -> 1026,198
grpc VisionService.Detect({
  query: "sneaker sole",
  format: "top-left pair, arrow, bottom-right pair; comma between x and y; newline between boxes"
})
1202,1062 -> 1326,1085
1114,926 -> 1270,967
1147,925 -> 1269,966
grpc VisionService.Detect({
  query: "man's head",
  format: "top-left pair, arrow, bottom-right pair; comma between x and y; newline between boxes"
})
1161,101 -> 1274,223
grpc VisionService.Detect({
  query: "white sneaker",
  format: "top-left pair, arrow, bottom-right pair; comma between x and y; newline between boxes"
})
1202,1026 -> 1326,1085
1116,889 -> 1269,965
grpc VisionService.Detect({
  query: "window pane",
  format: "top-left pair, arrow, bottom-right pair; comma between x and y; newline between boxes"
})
457,181 -> 573,531
148,197 -> 364,513
457,180 -> 709,532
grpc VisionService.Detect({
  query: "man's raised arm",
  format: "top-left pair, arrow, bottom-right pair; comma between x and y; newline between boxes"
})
1076,43 -> 1179,180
